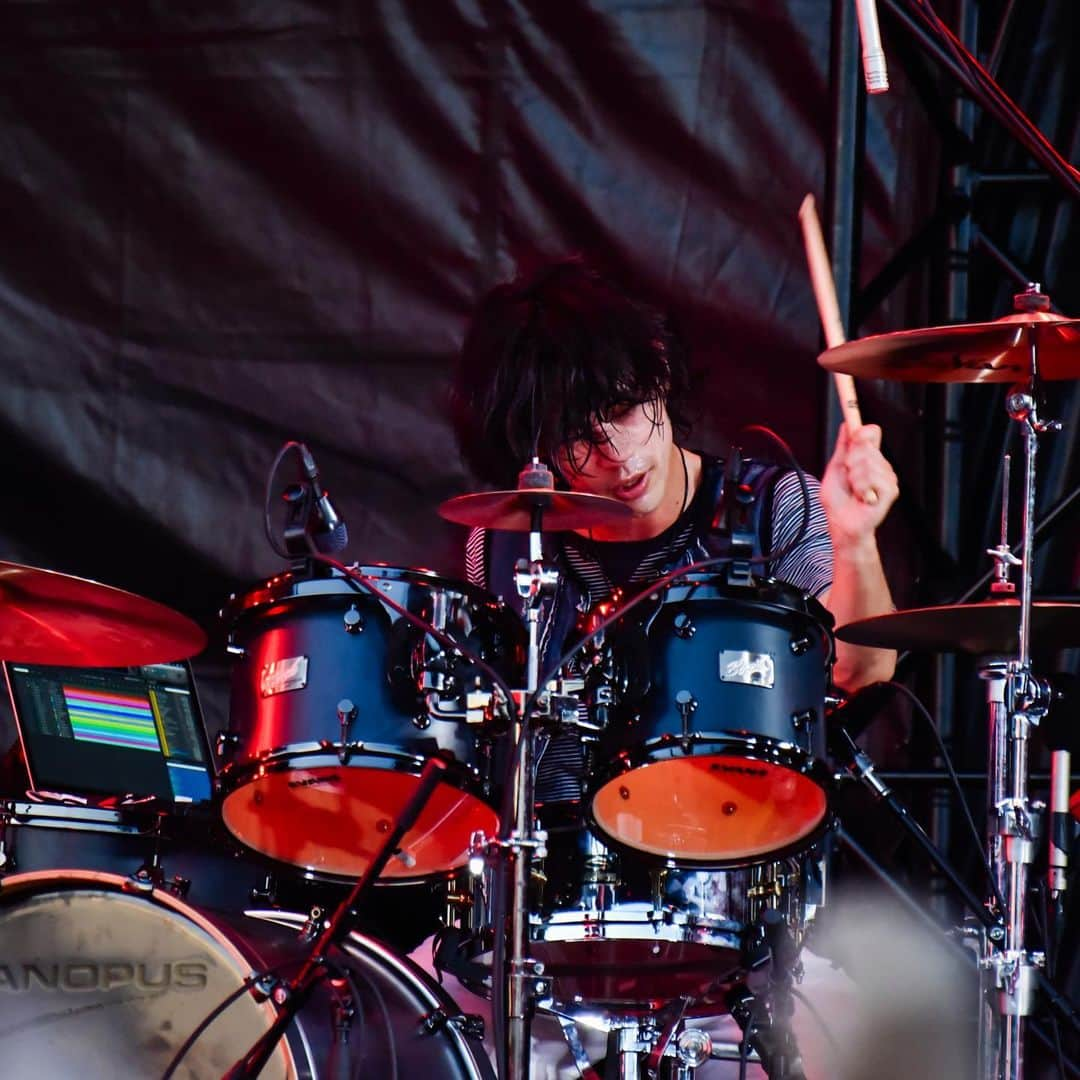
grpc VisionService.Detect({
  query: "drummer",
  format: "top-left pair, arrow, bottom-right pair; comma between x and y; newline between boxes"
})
451,257 -> 898,704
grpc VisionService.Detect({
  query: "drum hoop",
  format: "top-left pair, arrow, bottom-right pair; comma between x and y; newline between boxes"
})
586,800 -> 835,871
588,733 -> 832,785
588,738 -> 834,869
246,909 -> 495,1079
218,750 -> 497,886
218,744 -> 486,796
643,575 -> 833,624
224,564 -> 506,622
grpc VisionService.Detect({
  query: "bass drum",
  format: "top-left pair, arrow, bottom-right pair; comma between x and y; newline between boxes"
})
220,565 -> 523,882
0,870 -> 493,1079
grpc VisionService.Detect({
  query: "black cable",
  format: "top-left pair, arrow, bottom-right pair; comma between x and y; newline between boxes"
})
161,969 -> 287,1080
312,553 -> 520,734
1030,1021 -> 1080,1080
263,440 -> 305,560
1032,880 -> 1068,1080
791,986 -> 842,1062
349,965 -> 398,1080
867,680 -> 1010,917
740,424 -> 812,567
737,998 -> 754,1080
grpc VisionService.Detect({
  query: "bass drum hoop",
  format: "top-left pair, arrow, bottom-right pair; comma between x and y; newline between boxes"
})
248,908 -> 494,1078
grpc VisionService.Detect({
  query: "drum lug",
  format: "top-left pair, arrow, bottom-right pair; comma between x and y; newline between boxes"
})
337,699 -> 359,752
249,873 -> 278,906
342,604 -> 364,633
215,729 -> 241,759
789,633 -> 813,656
672,611 -> 696,639
676,690 -> 698,749
791,709 -> 816,748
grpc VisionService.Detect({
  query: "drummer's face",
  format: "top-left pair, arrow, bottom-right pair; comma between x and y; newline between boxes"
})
554,400 -> 676,517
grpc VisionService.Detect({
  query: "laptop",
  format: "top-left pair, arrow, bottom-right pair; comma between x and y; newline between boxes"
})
2,660 -> 215,805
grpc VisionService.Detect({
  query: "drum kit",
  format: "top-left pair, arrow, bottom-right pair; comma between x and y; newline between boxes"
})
0,287 -> 1078,1079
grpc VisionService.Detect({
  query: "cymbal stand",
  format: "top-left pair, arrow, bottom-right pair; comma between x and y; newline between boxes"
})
982,317 -> 1062,1080
504,460 -> 559,1080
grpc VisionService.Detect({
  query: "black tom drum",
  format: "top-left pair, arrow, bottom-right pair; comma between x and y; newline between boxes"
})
219,565 -> 522,882
588,575 -> 834,865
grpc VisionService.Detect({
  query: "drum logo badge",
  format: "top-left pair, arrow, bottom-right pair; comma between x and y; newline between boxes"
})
718,651 -> 775,688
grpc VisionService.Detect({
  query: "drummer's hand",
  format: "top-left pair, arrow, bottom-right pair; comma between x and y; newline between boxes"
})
820,423 -> 898,546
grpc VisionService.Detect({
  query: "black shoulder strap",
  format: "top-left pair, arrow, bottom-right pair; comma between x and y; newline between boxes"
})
702,453 -> 784,584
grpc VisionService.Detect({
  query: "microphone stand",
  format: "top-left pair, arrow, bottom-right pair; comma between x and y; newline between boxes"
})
837,727 -> 1004,941
504,461 -> 559,1080
219,755 -> 450,1080
729,911 -> 808,1080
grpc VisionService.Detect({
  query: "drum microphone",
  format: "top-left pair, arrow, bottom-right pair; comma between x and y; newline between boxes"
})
298,444 -> 349,554
855,0 -> 889,94
1038,674 -> 1079,900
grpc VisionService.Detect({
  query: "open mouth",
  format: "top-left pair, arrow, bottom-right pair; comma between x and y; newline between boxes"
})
614,470 -> 649,501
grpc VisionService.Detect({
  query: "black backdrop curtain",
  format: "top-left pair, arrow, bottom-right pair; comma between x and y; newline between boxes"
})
0,0 -> 932,631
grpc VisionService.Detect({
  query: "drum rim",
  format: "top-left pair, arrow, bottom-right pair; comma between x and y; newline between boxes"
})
223,563 -> 509,622
218,747 -> 499,885
247,908 -> 495,1079
217,743 -> 491,803
587,731 -> 833,788
633,572 -> 834,623
587,738 -> 834,869
587,806 -> 835,870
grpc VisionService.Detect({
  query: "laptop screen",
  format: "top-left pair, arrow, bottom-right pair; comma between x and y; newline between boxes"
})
3,660 -> 214,804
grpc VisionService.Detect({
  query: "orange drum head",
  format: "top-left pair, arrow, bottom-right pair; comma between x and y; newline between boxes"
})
222,766 -> 498,880
592,755 -> 827,862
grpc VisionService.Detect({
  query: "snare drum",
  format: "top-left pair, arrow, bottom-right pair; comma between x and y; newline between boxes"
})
220,566 -> 523,882
587,576 -> 834,865
0,869 -> 493,1078
447,815 -> 825,1011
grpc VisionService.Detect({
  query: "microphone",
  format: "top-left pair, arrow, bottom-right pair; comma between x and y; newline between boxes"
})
1039,674 -> 1079,900
855,0 -> 889,94
298,444 -> 349,554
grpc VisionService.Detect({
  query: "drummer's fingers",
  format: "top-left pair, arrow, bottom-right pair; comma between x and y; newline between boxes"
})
848,456 -> 898,506
847,423 -> 882,453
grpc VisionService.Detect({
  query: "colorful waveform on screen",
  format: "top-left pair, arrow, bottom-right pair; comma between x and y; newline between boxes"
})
63,686 -> 161,752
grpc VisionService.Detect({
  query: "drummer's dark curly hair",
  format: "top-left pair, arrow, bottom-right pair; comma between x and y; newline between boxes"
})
452,257 -> 692,488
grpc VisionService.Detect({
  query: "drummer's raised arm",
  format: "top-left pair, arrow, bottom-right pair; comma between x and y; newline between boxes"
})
817,421 -> 899,691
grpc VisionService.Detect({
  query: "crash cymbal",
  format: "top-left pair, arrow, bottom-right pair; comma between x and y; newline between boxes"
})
835,599 -> 1080,655
439,488 -> 633,532
0,561 -> 207,666
819,310 -> 1080,382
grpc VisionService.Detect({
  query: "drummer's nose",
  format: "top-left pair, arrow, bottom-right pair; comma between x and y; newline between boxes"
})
595,428 -> 632,464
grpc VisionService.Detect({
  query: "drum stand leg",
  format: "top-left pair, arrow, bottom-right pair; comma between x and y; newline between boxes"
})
504,483 -> 559,1080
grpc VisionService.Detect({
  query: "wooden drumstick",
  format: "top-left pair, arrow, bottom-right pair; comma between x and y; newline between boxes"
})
798,193 -> 879,506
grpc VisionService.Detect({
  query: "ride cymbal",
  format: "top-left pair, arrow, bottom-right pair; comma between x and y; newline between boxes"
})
819,310 -> 1080,383
439,488 -> 633,532
0,561 -> 207,666
835,599 -> 1080,655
